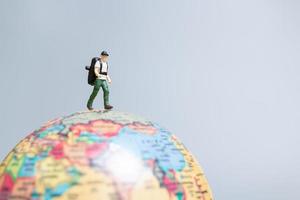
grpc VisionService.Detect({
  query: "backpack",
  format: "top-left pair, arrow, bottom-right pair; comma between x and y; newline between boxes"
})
85,57 -> 100,86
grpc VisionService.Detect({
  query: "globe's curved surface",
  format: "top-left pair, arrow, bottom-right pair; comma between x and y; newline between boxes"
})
0,110 -> 213,200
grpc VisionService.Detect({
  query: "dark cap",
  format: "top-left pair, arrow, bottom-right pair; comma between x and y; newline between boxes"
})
101,51 -> 109,56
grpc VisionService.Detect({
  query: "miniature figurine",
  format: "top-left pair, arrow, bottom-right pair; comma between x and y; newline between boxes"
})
86,51 -> 113,110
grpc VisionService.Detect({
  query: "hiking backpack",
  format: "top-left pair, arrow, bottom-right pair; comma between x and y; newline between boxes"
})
85,57 -> 100,86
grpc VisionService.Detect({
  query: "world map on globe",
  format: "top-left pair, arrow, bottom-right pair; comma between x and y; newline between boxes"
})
0,110 -> 213,200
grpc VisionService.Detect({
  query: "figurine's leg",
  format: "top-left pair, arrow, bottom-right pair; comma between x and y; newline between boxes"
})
87,79 -> 100,108
101,80 -> 110,107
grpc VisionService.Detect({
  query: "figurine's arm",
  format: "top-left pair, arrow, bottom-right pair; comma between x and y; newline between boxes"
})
94,61 -> 100,77
94,67 -> 100,77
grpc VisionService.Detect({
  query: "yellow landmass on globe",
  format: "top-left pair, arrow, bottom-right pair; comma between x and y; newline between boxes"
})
170,134 -> 213,200
131,170 -> 171,200
35,157 -> 71,194
54,166 -> 116,200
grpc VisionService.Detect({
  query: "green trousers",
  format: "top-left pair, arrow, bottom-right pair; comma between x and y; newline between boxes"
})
87,79 -> 110,107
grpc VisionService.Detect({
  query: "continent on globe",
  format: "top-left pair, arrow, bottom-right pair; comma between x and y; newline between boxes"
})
0,110 -> 213,200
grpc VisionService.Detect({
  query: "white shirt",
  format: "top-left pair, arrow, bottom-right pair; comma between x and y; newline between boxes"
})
95,61 -> 111,82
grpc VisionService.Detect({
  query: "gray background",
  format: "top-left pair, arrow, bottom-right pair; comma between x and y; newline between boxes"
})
0,0 -> 299,199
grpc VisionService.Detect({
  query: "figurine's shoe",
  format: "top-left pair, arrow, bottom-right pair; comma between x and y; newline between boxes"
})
87,105 -> 94,111
104,105 -> 113,110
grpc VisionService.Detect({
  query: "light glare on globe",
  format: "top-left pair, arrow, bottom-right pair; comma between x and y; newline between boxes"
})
104,143 -> 147,183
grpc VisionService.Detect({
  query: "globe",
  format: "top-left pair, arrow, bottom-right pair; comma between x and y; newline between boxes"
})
0,110 -> 213,200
